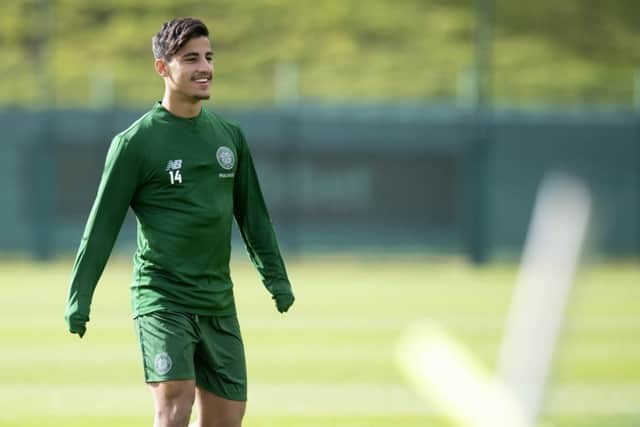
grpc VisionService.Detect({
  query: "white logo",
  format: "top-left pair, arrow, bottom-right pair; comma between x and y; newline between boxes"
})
216,147 -> 235,170
166,159 -> 182,171
154,352 -> 172,375
166,159 -> 183,184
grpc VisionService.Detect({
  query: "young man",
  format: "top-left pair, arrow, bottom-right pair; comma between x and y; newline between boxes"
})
64,17 -> 294,427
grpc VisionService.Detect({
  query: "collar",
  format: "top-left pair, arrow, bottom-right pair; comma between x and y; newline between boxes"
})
152,101 -> 205,125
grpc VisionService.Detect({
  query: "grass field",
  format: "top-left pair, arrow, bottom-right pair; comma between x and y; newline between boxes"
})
0,255 -> 638,427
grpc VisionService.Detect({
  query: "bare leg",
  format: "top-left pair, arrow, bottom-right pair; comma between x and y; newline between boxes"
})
189,386 -> 246,427
149,380 -> 196,427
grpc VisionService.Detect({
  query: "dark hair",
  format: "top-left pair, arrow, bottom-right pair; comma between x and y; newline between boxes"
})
152,17 -> 209,60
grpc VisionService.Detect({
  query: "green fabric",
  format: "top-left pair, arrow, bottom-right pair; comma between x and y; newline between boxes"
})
135,311 -> 247,401
65,102 -> 293,336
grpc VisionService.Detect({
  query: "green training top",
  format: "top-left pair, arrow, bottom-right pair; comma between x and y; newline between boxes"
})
66,102 -> 291,324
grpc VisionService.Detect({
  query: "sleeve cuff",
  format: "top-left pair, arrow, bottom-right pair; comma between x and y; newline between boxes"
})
266,279 -> 293,296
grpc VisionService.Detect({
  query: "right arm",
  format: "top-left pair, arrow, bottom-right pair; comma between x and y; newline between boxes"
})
64,135 -> 140,337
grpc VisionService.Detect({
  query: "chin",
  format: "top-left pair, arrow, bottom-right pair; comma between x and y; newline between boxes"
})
194,94 -> 211,101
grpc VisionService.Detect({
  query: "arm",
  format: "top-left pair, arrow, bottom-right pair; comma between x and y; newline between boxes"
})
64,135 -> 140,337
233,128 -> 294,313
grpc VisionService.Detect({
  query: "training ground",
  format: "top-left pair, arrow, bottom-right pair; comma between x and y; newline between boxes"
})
0,256 -> 638,427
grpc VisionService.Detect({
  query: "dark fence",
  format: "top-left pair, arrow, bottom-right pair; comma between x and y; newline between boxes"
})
1,105 -> 638,261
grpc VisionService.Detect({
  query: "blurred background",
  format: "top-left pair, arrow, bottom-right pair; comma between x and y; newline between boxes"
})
0,1 -> 638,427
1,0 -> 639,261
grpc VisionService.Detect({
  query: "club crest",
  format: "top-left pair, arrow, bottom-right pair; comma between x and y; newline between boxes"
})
216,146 -> 235,170
154,352 -> 172,375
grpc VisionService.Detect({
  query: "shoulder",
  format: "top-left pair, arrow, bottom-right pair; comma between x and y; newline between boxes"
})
203,108 -> 246,146
116,109 -> 156,144
108,109 -> 161,159
105,109 -> 157,162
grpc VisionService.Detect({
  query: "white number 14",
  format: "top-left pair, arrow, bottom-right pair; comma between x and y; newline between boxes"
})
169,170 -> 182,184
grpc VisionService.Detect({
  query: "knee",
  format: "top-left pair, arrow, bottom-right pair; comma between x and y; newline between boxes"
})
155,403 -> 193,426
153,383 -> 195,425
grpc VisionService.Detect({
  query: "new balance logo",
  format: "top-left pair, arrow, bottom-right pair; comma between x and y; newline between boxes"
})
166,159 -> 183,171
166,159 -> 183,184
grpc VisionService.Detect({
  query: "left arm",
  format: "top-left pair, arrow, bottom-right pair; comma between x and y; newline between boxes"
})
232,127 -> 294,313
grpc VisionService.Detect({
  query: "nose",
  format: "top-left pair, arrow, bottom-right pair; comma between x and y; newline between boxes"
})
199,58 -> 213,73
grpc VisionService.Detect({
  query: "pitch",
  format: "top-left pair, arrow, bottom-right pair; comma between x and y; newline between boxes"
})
0,255 -> 638,427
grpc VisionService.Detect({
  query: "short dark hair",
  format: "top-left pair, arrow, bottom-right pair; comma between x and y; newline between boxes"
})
152,17 -> 209,60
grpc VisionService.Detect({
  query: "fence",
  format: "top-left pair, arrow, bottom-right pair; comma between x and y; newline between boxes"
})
1,105 -> 638,261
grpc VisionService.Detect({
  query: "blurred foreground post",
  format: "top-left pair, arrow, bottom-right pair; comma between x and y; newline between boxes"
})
398,174 -> 590,427
497,174 -> 591,425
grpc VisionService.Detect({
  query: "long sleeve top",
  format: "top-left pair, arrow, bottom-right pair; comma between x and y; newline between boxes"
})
65,102 -> 292,326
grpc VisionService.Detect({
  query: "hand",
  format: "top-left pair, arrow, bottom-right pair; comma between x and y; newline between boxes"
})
65,306 -> 89,338
273,292 -> 295,313
69,321 -> 87,338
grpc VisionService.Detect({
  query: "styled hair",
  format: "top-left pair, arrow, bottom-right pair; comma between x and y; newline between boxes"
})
152,17 -> 209,60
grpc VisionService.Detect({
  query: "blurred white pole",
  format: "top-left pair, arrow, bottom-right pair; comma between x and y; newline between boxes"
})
497,173 -> 591,426
90,68 -> 115,108
457,67 -> 477,106
275,61 -> 300,106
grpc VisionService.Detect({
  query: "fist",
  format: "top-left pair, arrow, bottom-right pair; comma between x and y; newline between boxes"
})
273,292 -> 295,313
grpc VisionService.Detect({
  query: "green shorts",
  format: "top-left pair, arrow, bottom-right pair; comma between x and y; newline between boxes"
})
134,311 -> 247,401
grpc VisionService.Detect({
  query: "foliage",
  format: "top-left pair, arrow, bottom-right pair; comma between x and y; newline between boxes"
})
0,0 -> 639,108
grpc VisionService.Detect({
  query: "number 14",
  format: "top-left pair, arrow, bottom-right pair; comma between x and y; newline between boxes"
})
169,170 -> 182,184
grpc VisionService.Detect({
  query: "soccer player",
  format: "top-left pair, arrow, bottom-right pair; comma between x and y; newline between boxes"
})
64,17 -> 295,427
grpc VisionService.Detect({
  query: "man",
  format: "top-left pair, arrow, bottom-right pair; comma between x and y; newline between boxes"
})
64,17 -> 294,427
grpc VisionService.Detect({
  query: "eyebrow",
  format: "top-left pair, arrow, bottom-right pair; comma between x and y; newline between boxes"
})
181,51 -> 214,59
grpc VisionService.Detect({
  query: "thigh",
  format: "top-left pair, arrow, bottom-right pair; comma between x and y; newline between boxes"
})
194,315 -> 247,402
193,386 -> 246,427
135,311 -> 200,383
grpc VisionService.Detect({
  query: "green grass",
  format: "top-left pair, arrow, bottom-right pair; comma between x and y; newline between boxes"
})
0,256 -> 638,426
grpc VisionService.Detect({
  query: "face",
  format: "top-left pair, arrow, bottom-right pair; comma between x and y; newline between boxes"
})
156,36 -> 214,101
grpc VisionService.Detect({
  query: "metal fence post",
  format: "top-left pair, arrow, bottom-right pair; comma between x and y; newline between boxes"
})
465,0 -> 494,264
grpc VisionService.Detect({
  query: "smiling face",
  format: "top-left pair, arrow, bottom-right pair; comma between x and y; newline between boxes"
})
155,36 -> 214,103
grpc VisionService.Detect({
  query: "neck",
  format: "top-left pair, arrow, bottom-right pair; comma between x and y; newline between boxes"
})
161,90 -> 202,118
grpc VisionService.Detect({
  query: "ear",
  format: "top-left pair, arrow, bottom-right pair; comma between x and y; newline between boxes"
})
154,58 -> 169,77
